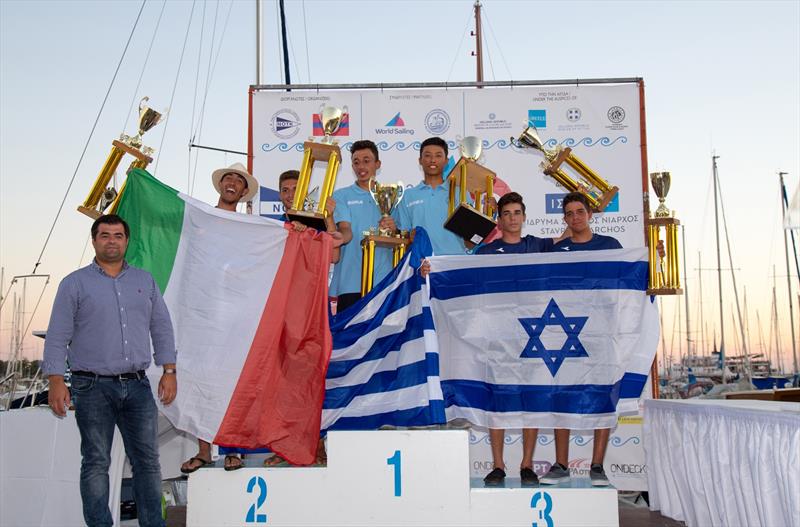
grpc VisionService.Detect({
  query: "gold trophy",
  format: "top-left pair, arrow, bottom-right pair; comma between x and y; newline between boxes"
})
646,171 -> 682,295
287,105 -> 345,231
512,125 -> 618,212
443,136 -> 497,245
360,179 -> 409,296
78,97 -> 163,219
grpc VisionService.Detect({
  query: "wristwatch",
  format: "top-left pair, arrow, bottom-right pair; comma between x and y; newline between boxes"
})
163,368 -> 177,375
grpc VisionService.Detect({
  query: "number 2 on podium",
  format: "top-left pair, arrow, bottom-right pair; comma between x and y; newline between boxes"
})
245,476 -> 267,523
386,450 -> 402,497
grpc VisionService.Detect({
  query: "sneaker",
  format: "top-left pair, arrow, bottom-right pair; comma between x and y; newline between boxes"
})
589,463 -> 610,486
483,467 -> 506,486
520,467 -> 539,486
540,463 -> 570,485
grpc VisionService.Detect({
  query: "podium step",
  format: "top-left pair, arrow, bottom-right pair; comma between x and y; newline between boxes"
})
186,430 -> 618,526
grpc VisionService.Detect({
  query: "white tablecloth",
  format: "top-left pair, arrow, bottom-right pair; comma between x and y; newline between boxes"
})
643,399 -> 800,527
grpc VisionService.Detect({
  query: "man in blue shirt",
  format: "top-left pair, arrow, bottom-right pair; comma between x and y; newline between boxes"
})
478,192 -> 568,487
420,192 -> 566,487
396,137 -> 466,255
44,214 -> 177,527
330,140 -> 396,312
541,192 -> 621,488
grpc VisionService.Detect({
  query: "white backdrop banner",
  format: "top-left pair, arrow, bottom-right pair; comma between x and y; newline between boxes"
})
251,83 -> 645,247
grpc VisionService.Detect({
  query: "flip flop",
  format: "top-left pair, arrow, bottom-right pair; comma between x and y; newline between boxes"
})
263,454 -> 289,467
180,456 -> 212,474
224,454 -> 244,471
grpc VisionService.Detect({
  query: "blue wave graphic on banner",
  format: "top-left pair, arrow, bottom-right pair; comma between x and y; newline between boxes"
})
610,436 -> 641,447
539,137 -> 628,149
260,143 -> 305,153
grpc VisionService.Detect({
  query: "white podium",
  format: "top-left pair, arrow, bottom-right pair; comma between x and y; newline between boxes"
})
187,431 -> 618,526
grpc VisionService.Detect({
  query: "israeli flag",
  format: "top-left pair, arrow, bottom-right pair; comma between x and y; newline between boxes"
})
428,249 -> 658,430
322,229 -> 446,431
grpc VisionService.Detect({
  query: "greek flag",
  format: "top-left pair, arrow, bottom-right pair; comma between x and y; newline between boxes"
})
428,249 -> 658,430
322,229 -> 446,430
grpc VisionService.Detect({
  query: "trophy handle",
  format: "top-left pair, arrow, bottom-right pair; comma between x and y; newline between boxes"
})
396,183 -> 404,205
138,96 -> 149,113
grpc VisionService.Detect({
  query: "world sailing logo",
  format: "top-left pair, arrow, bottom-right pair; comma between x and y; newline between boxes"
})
375,112 -> 415,135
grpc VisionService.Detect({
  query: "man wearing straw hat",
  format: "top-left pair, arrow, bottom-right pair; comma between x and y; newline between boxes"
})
180,162 -> 258,473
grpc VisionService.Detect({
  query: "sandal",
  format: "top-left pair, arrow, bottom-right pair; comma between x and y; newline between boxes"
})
180,456 -> 212,474
224,454 -> 244,471
263,454 -> 289,467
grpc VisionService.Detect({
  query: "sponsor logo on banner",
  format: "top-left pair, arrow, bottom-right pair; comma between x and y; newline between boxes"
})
557,107 -> 590,132
545,193 -> 620,214
568,458 -> 591,477
528,109 -> 547,129
375,112 -> 415,136
610,463 -> 647,475
313,112 -> 350,137
270,109 -> 301,139
259,186 -> 285,220
566,108 -> 582,122
425,109 -> 451,135
605,106 -> 628,131
474,112 -> 512,131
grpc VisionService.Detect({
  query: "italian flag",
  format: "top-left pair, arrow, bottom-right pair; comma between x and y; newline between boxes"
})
117,169 -> 332,465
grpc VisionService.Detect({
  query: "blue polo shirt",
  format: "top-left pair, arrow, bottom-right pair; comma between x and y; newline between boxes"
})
476,235 -> 554,255
331,183 -> 395,296
553,233 -> 622,252
396,179 -> 466,255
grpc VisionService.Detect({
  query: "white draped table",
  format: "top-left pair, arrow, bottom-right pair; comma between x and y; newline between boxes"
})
643,398 -> 800,527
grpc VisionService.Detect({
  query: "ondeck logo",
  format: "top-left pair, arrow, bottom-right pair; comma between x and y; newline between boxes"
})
528,109 -> 547,129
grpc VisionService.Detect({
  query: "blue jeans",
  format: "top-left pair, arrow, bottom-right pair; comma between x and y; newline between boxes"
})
72,374 -> 164,527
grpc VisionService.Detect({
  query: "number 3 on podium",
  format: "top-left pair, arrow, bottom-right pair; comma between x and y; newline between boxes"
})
386,450 -> 402,497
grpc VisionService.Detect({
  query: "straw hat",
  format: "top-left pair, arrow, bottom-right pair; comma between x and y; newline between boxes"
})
211,162 -> 259,202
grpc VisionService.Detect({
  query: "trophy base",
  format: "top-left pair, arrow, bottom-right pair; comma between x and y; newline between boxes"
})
445,158 -> 496,190
362,234 -> 410,249
444,204 -> 497,246
111,139 -> 153,164
595,186 -> 619,212
646,287 -> 683,295
303,141 -> 342,162
77,206 -> 102,220
286,210 -> 328,231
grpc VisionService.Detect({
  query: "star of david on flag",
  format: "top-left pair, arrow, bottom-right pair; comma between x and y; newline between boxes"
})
519,298 -> 589,376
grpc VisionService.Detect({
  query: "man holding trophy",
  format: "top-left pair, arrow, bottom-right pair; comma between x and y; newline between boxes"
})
396,137 -> 468,256
330,140 -> 399,312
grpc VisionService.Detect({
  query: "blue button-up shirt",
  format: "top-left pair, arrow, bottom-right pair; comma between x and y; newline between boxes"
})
42,260 -> 176,376
396,179 -> 467,255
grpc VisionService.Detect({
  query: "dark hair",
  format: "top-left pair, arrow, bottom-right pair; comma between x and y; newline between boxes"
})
91,214 -> 130,240
562,192 -> 591,214
497,192 -> 526,215
279,170 -> 300,186
419,137 -> 448,157
350,140 -> 379,161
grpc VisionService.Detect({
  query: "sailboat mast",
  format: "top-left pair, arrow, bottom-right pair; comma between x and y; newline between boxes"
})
772,266 -> 784,372
698,251 -> 705,356
712,154 -> 726,378
778,172 -> 798,373
756,310 -> 769,375
278,0 -> 291,87
473,1 -> 484,85
682,226 -> 692,358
